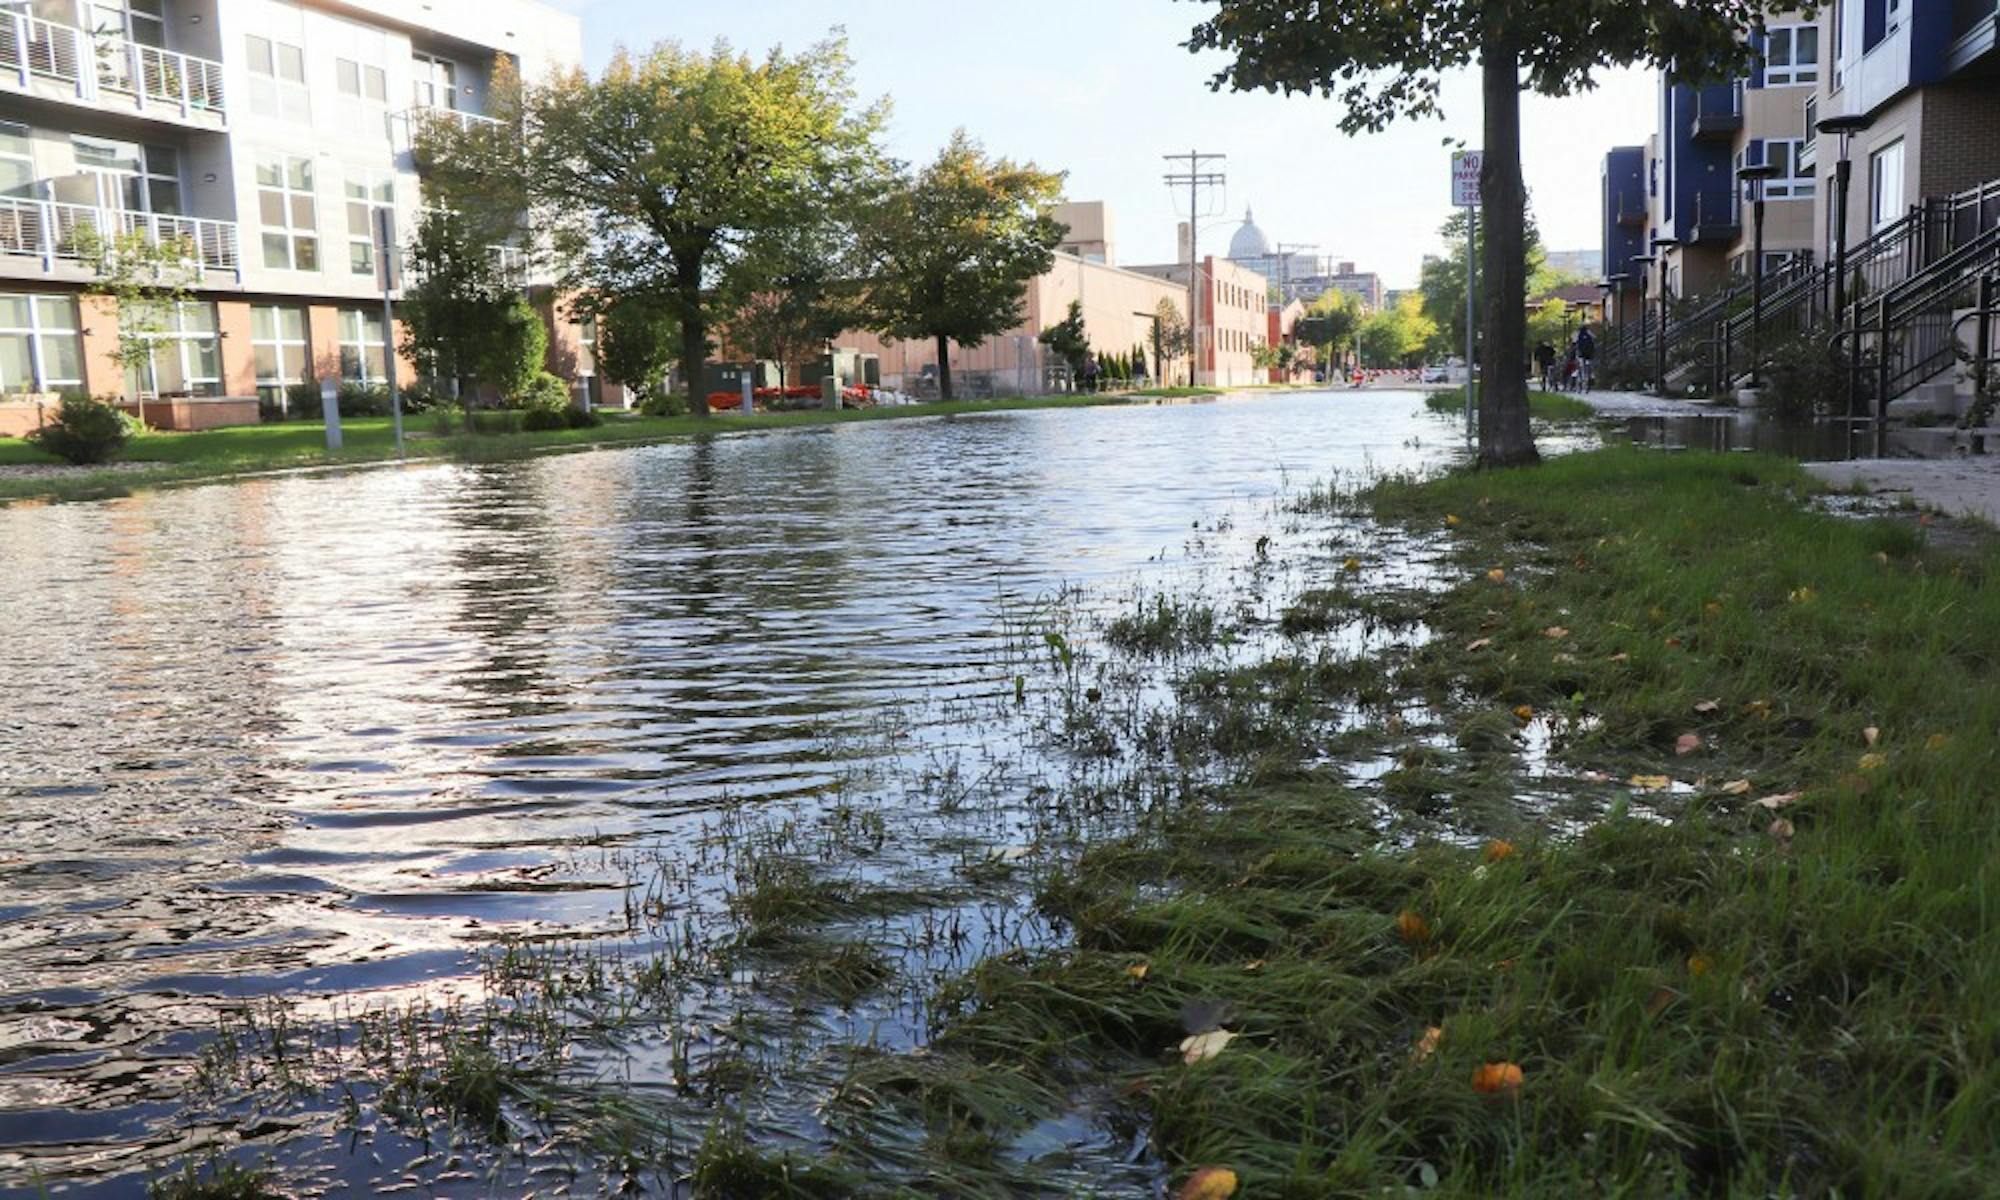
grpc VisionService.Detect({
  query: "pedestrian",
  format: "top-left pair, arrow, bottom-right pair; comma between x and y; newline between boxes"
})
1575,324 -> 1597,391
1535,340 -> 1558,391
1081,352 -> 1099,393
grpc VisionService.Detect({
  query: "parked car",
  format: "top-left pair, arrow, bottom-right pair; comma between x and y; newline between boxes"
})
1420,364 -> 1450,384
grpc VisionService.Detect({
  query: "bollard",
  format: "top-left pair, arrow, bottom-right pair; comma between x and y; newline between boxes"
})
741,373 -> 753,415
320,378 -> 343,450
824,376 -> 842,411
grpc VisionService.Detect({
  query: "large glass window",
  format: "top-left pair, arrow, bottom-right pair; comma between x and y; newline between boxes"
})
0,123 -> 32,202
411,53 -> 459,111
1761,139 -> 1817,200
338,307 -> 388,383
246,34 -> 310,122
72,137 -> 179,213
251,305 -> 308,408
344,171 -> 394,278
336,57 -> 388,104
257,154 -> 318,271
1763,25 -> 1819,86
123,300 -> 219,398
0,295 -> 84,394
1870,139 -> 1906,232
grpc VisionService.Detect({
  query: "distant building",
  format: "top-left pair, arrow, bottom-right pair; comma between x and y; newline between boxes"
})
1051,200 -> 1115,264
1214,208 -> 1383,308
1129,255 -> 1272,388
1543,249 -> 1605,279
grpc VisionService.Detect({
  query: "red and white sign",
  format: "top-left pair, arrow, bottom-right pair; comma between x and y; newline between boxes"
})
1451,150 -> 1483,208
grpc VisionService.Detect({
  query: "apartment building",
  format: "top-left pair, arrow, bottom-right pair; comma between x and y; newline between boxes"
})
1129,256 -> 1271,388
0,0 -> 581,426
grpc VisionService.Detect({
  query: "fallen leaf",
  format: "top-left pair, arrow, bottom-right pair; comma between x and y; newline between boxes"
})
1720,779 -> 1753,796
1414,1025 -> 1444,1062
1703,601 -> 1723,617
1242,959 -> 1265,973
1925,733 -> 1951,751
1693,699 -> 1721,714
1687,953 -> 1714,977
1862,726 -> 1880,747
1608,652 -> 1631,663
1858,752 -> 1887,772
1465,638 -> 1493,652
1512,704 -> 1535,722
1471,1062 -> 1524,1094
1745,699 -> 1772,720
1179,1166 -> 1239,1200
1396,910 -> 1433,944
1675,733 -> 1702,756
1768,817 -> 1796,840
1489,957 -> 1516,972
1629,775 -> 1673,792
1647,605 -> 1665,623
1544,626 -> 1570,640
1788,586 -> 1816,604
1754,792 -> 1801,810
1178,1029 -> 1238,1064
1645,985 -> 1680,1017
1446,514 -> 1461,528
1344,557 -> 1362,573
1486,568 -> 1507,583
1126,963 -> 1149,981
1664,636 -> 1684,648
1483,840 -> 1516,863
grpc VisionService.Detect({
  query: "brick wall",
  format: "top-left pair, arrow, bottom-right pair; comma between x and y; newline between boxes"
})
1916,83 -> 2000,201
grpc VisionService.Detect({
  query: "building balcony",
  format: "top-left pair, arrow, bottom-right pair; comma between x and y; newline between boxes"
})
1616,203 -> 1648,229
1690,105 -> 1743,140
0,11 -> 226,130
1948,0 -> 1998,71
0,198 -> 240,281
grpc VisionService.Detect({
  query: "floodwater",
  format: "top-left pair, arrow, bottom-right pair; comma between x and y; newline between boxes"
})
1,391 -> 1499,1196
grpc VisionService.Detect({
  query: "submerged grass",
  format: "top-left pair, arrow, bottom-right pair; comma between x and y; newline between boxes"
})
1423,387 -> 1597,422
927,447 -> 2000,1196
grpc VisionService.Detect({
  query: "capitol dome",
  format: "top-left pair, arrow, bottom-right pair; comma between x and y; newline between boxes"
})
1227,208 -> 1272,261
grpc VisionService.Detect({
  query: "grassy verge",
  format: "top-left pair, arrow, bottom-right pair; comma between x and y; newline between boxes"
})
932,448 -> 1997,1196
1424,386 -> 1597,421
1131,385 -> 1227,398
0,393 -> 1138,503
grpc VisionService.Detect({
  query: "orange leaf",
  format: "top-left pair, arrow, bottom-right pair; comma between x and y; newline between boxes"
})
1396,910 -> 1433,944
1471,1062 -> 1524,1094
1179,1166 -> 1239,1200
1486,568 -> 1507,583
1512,705 -> 1534,722
1645,985 -> 1680,1017
1483,840 -> 1516,863
1687,953 -> 1714,977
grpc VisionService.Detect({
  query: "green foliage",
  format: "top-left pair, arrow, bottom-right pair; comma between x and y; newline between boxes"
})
489,297 -> 549,404
1297,288 -> 1362,361
639,390 -> 688,418
422,37 -> 887,408
864,131 -> 1065,398
591,295 -> 678,402
514,371 -> 570,413
72,225 -> 201,393
1356,293 -> 1437,368
400,206 -> 522,396
1761,329 -> 1853,421
520,405 -> 569,432
1418,207 -> 1550,359
1038,300 -> 1090,373
148,1159 -> 280,1200
29,393 -> 129,464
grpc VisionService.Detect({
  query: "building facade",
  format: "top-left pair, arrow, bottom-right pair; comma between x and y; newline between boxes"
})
0,0 -> 582,424
1129,255 -> 1271,388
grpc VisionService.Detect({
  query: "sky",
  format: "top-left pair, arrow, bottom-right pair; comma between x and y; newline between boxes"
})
548,0 -> 1659,290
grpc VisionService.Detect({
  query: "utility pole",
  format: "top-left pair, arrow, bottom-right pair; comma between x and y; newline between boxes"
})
1164,150 -> 1225,386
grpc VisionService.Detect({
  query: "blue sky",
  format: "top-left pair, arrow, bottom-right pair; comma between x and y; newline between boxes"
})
549,1 -> 1658,288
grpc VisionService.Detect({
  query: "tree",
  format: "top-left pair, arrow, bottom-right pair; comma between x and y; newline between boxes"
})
727,217 -> 869,389
1357,293 -> 1437,368
1297,289 -> 1361,371
417,37 -> 886,418
1418,206 -> 1548,361
863,131 -> 1065,401
594,294 -> 680,405
1154,297 -> 1191,384
401,205 -> 529,420
1039,299 -> 1089,380
74,225 -> 200,424
1187,0 -> 1781,466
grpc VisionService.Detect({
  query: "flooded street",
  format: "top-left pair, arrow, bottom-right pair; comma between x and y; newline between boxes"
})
1,391 -> 1496,1196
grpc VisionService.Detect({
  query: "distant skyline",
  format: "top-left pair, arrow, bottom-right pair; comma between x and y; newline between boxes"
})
548,0 -> 1658,290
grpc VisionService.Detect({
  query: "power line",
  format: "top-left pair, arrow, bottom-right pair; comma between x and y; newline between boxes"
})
1164,150 -> 1225,385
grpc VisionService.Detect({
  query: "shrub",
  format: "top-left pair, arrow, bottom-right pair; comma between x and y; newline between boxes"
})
29,394 -> 130,464
521,405 -> 568,431
564,405 -> 602,429
512,371 -> 571,413
1761,331 -> 1854,421
639,390 -> 686,417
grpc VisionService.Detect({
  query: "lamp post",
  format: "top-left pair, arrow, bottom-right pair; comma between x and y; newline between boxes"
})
1736,162 -> 1781,394
1650,236 -> 1680,396
1817,113 -> 1875,324
1603,272 -> 1631,354
1628,256 -> 1656,385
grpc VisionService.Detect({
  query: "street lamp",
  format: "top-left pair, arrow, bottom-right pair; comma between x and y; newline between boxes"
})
1650,236 -> 1680,396
1603,272 -> 1631,349
1817,112 -> 1875,324
1737,161 -> 1781,392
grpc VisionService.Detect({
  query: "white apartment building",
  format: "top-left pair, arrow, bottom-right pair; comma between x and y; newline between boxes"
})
0,0 -> 581,427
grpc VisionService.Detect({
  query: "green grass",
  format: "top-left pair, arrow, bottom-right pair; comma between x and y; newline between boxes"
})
0,393 -> 1138,502
926,448 -> 2000,1197
1424,386 -> 1597,421
1131,385 -> 1227,398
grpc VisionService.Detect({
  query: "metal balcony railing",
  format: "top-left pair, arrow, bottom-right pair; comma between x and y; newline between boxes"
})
0,10 -> 225,119
0,197 -> 240,278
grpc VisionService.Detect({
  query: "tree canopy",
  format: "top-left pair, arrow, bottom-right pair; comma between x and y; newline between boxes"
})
861,132 -> 1065,400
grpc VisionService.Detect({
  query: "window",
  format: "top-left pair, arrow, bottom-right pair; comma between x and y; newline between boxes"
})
0,295 -> 83,394
336,57 -> 387,104
1763,25 -> 1819,86
412,53 -> 458,111
86,0 -> 164,48
251,305 -> 308,409
0,123 -> 32,201
339,307 -> 388,383
345,171 -> 394,277
124,301 -> 219,398
1870,139 -> 1905,231
257,154 -> 318,271
1761,139 -> 1817,200
72,137 -> 180,213
246,34 -> 310,122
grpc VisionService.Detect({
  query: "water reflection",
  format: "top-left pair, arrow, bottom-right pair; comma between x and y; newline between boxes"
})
1616,409 -> 1929,462
0,391 -> 1465,1194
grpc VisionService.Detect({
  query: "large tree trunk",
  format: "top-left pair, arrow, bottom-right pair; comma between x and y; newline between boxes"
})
680,292 -> 709,421
1477,32 -> 1539,468
935,333 -> 954,401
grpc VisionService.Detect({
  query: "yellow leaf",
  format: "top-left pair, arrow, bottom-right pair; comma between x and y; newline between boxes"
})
1703,601 -> 1723,617
1788,586 -> 1816,604
1414,1025 -> 1444,1062
1720,779 -> 1753,796
1178,1029 -> 1238,1065
1629,775 -> 1672,792
1675,733 -> 1702,756
1483,839 -> 1516,863
1512,704 -> 1534,722
1126,963 -> 1149,981
1344,557 -> 1362,573
1858,752 -> 1887,772
1179,1166 -> 1239,1200
1687,953 -> 1714,977
1471,1062 -> 1524,1094
1486,568 -> 1507,583
1925,733 -> 1951,751
1446,514 -> 1462,528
